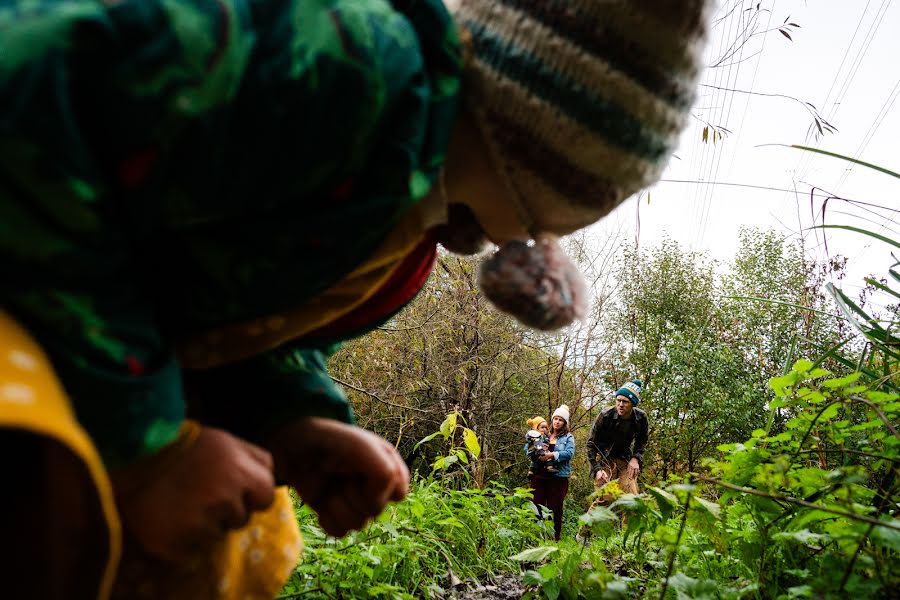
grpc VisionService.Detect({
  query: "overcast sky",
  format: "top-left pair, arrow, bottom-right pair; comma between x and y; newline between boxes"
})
599,0 -> 900,301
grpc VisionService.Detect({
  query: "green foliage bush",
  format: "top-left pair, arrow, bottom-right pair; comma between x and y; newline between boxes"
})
516,361 -> 900,600
279,480 -> 543,599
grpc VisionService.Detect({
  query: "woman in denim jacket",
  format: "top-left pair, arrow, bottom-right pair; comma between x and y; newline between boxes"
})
531,405 -> 575,540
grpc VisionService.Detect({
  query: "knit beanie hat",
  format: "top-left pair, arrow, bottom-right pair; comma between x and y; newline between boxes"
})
448,0 -> 713,331
615,379 -> 643,406
527,416 -> 547,430
551,404 -> 570,424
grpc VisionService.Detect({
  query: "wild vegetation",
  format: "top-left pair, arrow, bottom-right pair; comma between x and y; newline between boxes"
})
278,4 -> 900,593
278,156 -> 898,598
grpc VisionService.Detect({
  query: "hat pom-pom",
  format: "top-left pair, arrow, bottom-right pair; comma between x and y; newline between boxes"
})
479,237 -> 587,330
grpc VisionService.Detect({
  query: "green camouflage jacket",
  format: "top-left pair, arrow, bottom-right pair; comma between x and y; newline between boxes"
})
0,0 -> 461,466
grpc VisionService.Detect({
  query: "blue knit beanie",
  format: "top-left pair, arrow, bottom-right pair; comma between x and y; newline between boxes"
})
615,379 -> 643,406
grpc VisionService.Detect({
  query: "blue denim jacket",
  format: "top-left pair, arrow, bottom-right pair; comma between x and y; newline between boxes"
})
549,433 -> 575,478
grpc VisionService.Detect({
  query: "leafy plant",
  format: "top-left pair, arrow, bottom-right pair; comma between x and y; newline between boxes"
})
413,411 -> 482,479
280,480 -> 542,599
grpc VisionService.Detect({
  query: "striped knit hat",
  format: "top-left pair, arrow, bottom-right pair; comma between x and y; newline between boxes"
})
448,0 -> 712,330
616,379 -> 643,406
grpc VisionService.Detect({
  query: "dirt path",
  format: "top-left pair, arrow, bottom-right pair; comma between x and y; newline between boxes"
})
447,575 -> 524,599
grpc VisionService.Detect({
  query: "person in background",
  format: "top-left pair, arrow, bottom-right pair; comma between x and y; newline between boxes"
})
531,405 -> 574,541
524,416 -> 553,479
0,1 -> 710,597
587,380 -> 649,495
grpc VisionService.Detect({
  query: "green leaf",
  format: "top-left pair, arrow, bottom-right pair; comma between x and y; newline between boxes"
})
603,580 -> 630,599
463,427 -> 481,458
773,529 -> 830,546
648,486 -> 678,520
819,403 -> 841,421
510,546 -> 559,563
667,572 -> 718,600
413,431 -> 442,452
823,372 -> 862,388
770,373 -> 799,396
789,145 -> 900,179
522,570 -> 546,586
579,506 -> 618,527
786,585 -> 813,598
673,483 -> 697,495
793,359 -> 814,373
872,518 -> 900,552
432,454 -> 459,471
817,225 -> 900,251
537,563 -> 560,580
440,412 -> 457,437
543,579 -> 561,600
690,496 -> 721,518
408,498 -> 425,518
866,391 -> 900,403
610,494 -> 648,515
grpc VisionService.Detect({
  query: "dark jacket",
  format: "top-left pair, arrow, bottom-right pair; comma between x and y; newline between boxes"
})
586,406 -> 649,476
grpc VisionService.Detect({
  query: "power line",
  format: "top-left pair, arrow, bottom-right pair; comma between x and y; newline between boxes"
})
821,0 -> 872,114
689,1 -> 734,248
833,76 -> 900,193
792,1 -> 874,185
828,0 -> 892,123
694,0 -> 749,249
697,0 -> 749,248
723,0 -> 777,191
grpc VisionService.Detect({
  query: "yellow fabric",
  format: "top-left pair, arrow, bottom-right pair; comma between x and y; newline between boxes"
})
0,311 -> 302,599
111,487 -> 301,600
0,310 -> 122,600
180,196 -> 445,369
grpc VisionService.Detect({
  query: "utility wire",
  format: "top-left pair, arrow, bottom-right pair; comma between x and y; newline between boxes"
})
792,0 -> 873,185
694,0 -> 745,248
833,76 -> 900,193
697,0 -> 748,248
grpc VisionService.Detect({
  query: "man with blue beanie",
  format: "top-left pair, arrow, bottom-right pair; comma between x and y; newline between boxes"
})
587,379 -> 649,494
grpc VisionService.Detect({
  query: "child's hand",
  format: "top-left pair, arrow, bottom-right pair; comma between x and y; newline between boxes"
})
112,425 -> 276,562
267,417 -> 409,537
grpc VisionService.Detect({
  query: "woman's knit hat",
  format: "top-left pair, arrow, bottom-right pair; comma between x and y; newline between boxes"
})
552,404 -> 570,424
527,416 -> 547,430
616,379 -> 643,406
448,0 -> 713,330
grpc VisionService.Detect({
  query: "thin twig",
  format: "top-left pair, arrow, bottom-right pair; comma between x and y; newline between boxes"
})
848,396 -> 900,440
330,376 -> 429,413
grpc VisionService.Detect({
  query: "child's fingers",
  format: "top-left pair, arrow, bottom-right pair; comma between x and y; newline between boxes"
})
241,458 -> 276,513
322,492 -> 367,537
209,497 -> 251,532
343,481 -> 375,520
367,439 -> 409,509
239,438 -> 275,472
387,447 -> 409,502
